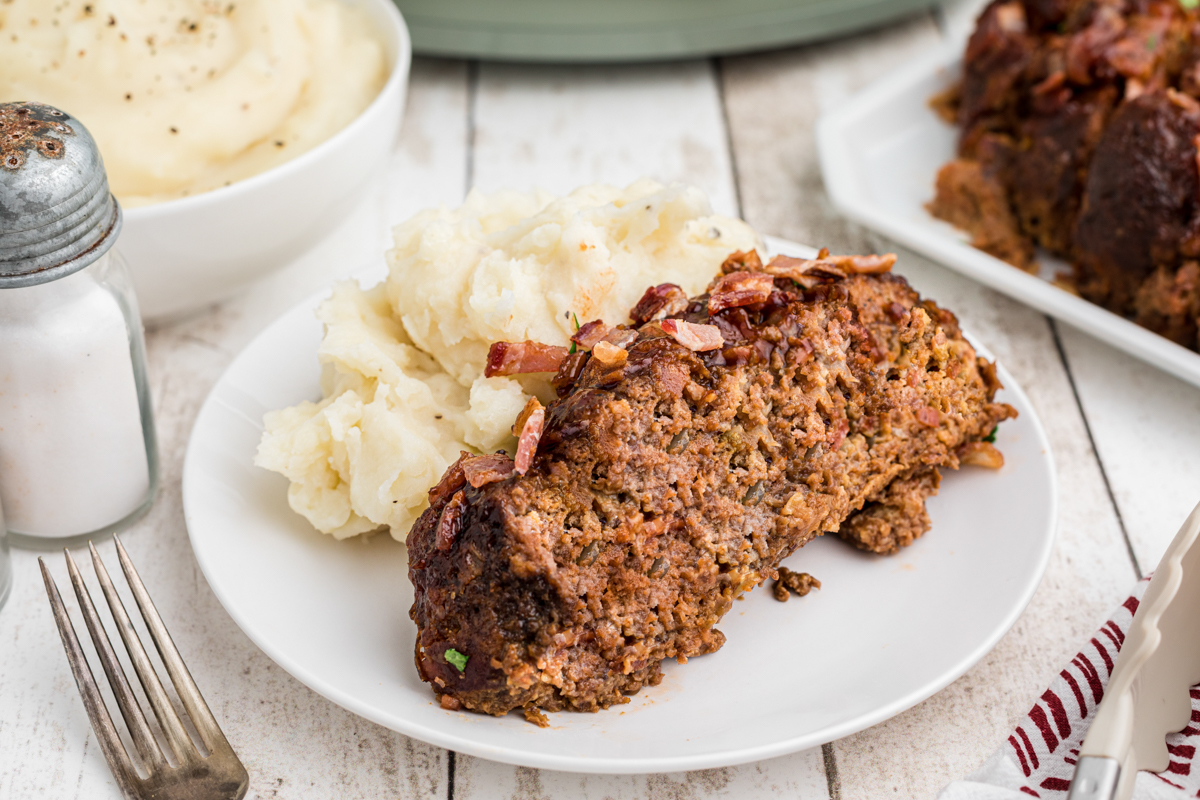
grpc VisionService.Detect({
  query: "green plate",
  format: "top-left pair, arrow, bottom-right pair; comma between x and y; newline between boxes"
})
395,0 -> 934,62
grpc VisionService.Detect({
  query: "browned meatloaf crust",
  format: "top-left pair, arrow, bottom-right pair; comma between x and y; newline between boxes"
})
930,0 -> 1200,350
406,256 -> 1016,719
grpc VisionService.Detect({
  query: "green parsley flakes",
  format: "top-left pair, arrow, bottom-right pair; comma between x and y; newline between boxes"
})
569,312 -> 581,354
444,648 -> 469,673
983,426 -> 998,444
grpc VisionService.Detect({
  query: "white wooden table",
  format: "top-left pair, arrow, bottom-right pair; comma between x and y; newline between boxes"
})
2,2 -> 1192,796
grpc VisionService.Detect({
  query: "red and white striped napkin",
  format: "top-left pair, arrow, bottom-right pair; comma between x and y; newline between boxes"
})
939,578 -> 1200,799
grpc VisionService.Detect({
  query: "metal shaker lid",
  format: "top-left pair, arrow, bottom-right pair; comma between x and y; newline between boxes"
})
0,102 -> 121,288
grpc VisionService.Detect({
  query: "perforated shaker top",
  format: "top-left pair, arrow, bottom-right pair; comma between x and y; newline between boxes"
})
0,101 -> 121,287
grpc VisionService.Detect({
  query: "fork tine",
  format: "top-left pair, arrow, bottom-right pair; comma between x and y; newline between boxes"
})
113,535 -> 232,754
40,558 -> 141,800
64,548 -> 168,773
89,541 -> 195,766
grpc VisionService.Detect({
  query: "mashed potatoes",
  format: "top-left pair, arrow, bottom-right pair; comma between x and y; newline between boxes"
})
0,0 -> 386,207
256,180 -> 759,540
386,180 -> 758,387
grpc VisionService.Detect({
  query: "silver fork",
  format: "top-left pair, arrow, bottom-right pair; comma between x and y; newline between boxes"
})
39,536 -> 248,800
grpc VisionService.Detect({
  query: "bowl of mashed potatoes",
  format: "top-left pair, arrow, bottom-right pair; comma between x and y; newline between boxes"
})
0,0 -> 410,319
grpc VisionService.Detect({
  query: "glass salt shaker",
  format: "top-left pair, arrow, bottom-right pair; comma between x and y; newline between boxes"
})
0,102 -> 159,548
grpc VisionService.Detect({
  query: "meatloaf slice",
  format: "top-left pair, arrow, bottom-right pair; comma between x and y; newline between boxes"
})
406,254 -> 1016,719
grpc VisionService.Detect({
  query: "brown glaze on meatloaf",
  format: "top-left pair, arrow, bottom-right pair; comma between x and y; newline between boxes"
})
406,256 -> 1015,719
1075,90 -> 1200,320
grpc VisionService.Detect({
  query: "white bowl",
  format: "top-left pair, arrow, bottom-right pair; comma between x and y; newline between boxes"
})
118,0 -> 411,322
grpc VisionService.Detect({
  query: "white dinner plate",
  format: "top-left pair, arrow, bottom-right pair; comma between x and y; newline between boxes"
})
182,237 -> 1057,773
816,47 -> 1200,391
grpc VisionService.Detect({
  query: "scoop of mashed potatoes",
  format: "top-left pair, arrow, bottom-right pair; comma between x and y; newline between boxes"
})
0,0 -> 386,207
256,180 -> 759,540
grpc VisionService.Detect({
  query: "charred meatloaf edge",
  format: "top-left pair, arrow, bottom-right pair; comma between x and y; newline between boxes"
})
407,251 -> 1015,720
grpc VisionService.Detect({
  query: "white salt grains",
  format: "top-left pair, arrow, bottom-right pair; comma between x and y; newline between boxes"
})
0,253 -> 154,539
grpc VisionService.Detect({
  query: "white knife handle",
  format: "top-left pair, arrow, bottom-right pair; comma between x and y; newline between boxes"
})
1067,757 -> 1121,800
1077,672 -> 1141,800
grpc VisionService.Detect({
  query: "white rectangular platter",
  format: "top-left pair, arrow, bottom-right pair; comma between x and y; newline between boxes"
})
815,46 -> 1200,389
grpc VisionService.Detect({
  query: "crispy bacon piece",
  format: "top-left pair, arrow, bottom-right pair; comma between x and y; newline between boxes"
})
827,417 -> 850,451
720,249 -> 764,274
629,284 -> 689,325
571,320 -> 612,350
708,271 -> 776,314
484,341 -> 570,377
591,340 -> 627,367
461,453 -> 516,488
763,255 -> 847,289
824,253 -> 897,274
659,319 -> 724,352
428,454 -> 468,505
1032,70 -> 1066,98
514,401 -> 545,475
602,327 -> 639,349
916,407 -> 941,427
435,490 -> 466,551
1065,4 -> 1125,85
756,250 -> 895,287
1169,87 -> 1200,115
512,396 -> 544,437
